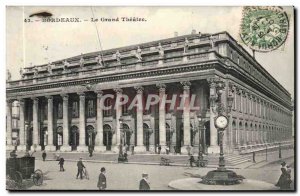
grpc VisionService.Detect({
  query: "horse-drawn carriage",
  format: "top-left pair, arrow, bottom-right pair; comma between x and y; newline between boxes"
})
6,156 -> 43,189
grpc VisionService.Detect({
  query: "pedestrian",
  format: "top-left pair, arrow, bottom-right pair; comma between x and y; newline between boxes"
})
131,145 -> 135,155
158,145 -> 161,154
189,155 -> 195,167
286,165 -> 292,189
88,146 -> 93,157
186,145 -> 191,156
42,150 -> 47,161
166,146 -> 169,155
58,157 -> 65,172
97,167 -> 107,190
139,173 -> 150,190
275,161 -> 289,190
76,158 -> 85,180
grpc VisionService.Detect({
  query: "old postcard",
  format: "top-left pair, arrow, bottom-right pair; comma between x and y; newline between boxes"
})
6,6 -> 295,191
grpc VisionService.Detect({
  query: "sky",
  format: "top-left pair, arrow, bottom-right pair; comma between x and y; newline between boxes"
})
6,6 -> 294,97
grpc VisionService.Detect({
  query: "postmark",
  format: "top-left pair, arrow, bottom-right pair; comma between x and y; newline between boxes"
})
240,6 -> 289,52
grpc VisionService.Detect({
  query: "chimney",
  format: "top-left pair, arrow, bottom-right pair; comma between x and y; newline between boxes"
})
191,29 -> 196,34
174,32 -> 178,37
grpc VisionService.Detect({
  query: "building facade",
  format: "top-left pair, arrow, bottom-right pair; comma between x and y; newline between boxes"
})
6,31 -> 293,154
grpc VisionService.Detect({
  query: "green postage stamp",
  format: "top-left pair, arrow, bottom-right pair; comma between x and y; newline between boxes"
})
240,6 -> 289,52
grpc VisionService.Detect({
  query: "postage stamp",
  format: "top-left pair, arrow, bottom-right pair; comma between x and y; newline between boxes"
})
240,6 -> 289,52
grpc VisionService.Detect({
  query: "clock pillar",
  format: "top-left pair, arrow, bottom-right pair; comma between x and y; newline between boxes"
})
207,78 -> 220,154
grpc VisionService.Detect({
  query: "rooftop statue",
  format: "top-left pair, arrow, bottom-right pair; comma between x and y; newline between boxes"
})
158,43 -> 164,57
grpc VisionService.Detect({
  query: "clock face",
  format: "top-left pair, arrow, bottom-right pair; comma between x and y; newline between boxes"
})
215,115 -> 228,129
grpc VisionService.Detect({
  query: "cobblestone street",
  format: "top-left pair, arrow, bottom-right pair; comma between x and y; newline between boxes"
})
18,156 -> 294,190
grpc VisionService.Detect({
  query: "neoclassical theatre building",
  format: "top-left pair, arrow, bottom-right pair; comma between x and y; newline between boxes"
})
6,31 -> 293,154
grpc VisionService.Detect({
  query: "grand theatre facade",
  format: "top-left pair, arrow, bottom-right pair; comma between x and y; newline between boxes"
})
6,31 -> 293,154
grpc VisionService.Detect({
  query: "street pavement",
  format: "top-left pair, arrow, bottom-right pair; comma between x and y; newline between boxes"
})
18,156 -> 294,190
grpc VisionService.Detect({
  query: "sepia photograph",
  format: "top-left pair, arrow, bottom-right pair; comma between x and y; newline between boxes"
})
5,5 -> 295,191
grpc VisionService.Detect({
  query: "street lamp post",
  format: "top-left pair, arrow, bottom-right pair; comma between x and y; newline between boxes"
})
197,112 -> 207,167
118,116 -> 125,162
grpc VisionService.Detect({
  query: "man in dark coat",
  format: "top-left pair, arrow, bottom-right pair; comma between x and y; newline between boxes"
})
58,157 -> 65,172
88,146 -> 94,157
76,158 -> 85,179
139,173 -> 150,190
42,151 -> 47,161
97,167 -> 107,190
189,155 -> 195,167
276,162 -> 289,190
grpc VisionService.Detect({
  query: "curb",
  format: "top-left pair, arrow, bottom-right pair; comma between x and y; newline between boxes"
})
36,158 -> 241,169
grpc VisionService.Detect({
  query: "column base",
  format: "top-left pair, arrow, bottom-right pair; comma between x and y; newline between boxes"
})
180,146 -> 192,155
207,145 -> 220,154
149,145 -> 156,153
159,145 -> 167,154
45,145 -> 57,152
6,145 -> 15,151
17,145 -> 27,151
94,146 -> 107,152
60,145 -> 72,152
112,145 -> 121,153
31,145 -> 42,152
134,145 -> 146,153
77,145 -> 88,152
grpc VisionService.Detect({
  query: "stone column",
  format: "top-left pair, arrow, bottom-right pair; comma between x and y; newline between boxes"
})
157,84 -> 167,153
207,79 -> 219,153
77,92 -> 88,152
135,86 -> 146,152
45,96 -> 56,151
6,100 -> 14,150
113,88 -> 123,152
31,98 -> 41,151
94,90 -> 106,152
17,99 -> 26,151
60,94 -> 71,151
236,119 -> 240,147
181,81 -> 191,154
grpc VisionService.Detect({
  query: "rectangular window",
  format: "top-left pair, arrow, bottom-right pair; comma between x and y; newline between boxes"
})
104,98 -> 112,117
72,101 -> 79,118
58,102 -> 63,119
87,99 -> 96,118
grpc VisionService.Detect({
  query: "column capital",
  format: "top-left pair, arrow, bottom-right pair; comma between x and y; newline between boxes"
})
207,76 -> 219,85
95,90 -> 104,98
61,94 -> 69,101
156,83 -> 166,92
180,81 -> 191,90
114,88 -> 123,94
18,98 -> 25,105
31,97 -> 39,102
134,86 -> 144,94
46,95 -> 53,100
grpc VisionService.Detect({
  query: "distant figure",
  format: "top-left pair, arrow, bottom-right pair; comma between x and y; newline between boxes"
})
42,151 -> 47,161
76,158 -> 85,179
131,145 -> 135,155
166,146 -> 170,155
97,167 -> 107,190
58,157 -> 65,172
10,150 -> 17,158
276,162 -> 290,190
139,173 -> 150,190
158,145 -> 161,154
286,165 -> 292,189
124,152 -> 128,162
88,146 -> 94,157
189,155 -> 195,167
